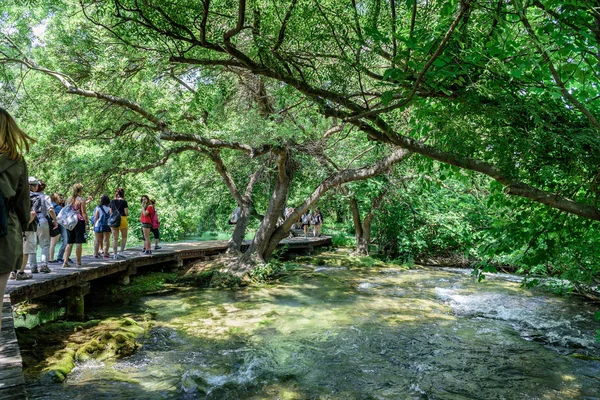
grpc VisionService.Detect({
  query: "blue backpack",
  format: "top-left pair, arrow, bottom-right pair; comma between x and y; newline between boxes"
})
94,206 -> 110,233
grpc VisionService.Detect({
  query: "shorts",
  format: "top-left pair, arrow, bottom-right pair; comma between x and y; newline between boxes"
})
141,223 -> 152,229
151,228 -> 160,239
119,215 -> 129,229
67,220 -> 86,244
23,231 -> 37,254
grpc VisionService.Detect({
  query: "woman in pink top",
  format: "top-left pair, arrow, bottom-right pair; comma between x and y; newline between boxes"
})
140,195 -> 154,255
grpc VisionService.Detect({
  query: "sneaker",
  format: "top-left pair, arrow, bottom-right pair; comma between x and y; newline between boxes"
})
75,263 -> 84,268
9,271 -> 16,280
40,265 -> 51,273
103,254 -> 110,259
68,258 -> 74,263
31,265 -> 39,274
48,260 -> 58,264
94,255 -> 100,259
146,250 -> 152,255
16,272 -> 32,280
118,252 -> 126,259
62,263 -> 71,268
141,249 -> 146,254
113,254 -> 118,260
155,245 -> 161,250
56,258 -> 64,263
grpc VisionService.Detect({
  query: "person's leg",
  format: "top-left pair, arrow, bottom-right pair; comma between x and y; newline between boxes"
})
50,234 -> 59,261
38,220 -> 50,266
57,226 -> 68,262
142,227 -> 150,252
19,254 -> 29,273
120,227 -> 128,253
104,232 -> 111,256
75,244 -> 83,265
63,244 -> 73,267
111,227 -> 119,256
0,272 -> 9,330
94,232 -> 102,257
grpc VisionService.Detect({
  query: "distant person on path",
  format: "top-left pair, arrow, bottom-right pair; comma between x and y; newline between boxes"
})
109,188 -> 129,259
150,199 -> 161,250
62,183 -> 87,268
0,108 -> 35,296
54,193 -> 70,264
312,207 -> 323,237
140,195 -> 154,255
229,206 -> 241,226
30,179 -> 56,273
301,209 -> 311,238
24,177 -> 41,273
93,195 -> 111,259
49,193 -> 64,262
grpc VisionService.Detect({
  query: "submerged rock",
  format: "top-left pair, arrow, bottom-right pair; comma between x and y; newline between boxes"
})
39,317 -> 146,382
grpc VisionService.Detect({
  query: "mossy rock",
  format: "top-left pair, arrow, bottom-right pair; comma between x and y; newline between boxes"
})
43,346 -> 76,382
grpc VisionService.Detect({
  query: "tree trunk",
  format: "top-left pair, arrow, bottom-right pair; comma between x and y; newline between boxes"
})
350,187 -> 390,256
227,201 -> 251,254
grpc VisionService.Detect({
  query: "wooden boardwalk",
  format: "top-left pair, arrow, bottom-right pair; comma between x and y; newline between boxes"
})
0,295 -> 27,400
0,235 -> 331,399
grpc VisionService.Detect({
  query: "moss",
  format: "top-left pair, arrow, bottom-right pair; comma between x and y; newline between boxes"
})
210,272 -> 242,288
44,346 -> 76,382
20,316 -> 147,381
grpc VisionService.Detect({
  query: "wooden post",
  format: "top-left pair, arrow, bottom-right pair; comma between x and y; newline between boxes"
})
65,283 -> 90,321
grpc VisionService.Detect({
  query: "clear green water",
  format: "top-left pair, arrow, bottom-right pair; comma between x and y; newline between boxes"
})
26,266 -> 600,399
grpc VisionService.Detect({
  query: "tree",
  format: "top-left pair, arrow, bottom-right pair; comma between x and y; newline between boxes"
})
68,0 -> 600,221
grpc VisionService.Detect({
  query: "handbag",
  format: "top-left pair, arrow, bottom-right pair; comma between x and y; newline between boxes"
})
107,209 -> 121,228
57,206 -> 78,231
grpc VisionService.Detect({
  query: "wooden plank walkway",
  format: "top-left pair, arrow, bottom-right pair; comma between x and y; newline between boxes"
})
0,235 -> 331,399
0,295 -> 27,400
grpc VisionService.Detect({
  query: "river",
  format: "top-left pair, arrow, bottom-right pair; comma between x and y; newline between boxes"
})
25,263 -> 600,399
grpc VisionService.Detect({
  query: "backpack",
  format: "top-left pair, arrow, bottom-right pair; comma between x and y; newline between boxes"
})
57,205 -> 78,231
301,213 -> 310,225
94,206 -> 111,233
30,192 -> 44,215
107,209 -> 121,228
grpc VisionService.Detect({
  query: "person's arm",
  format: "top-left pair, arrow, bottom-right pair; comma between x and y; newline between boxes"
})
29,210 -> 36,223
81,199 -> 88,223
94,208 -> 100,224
45,196 -> 57,227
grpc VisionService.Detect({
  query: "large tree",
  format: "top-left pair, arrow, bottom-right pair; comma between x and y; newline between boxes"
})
61,0 -> 600,221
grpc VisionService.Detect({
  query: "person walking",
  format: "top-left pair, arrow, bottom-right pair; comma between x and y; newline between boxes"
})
62,183 -> 87,268
109,188 -> 129,259
140,195 -> 154,255
0,107 -> 35,297
150,199 -> 161,250
312,207 -> 323,237
49,192 -> 62,262
301,209 -> 311,238
93,195 -> 112,259
54,193 -> 71,264
30,179 -> 56,273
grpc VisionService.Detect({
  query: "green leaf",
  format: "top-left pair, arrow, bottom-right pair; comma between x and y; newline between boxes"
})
381,91 -> 395,106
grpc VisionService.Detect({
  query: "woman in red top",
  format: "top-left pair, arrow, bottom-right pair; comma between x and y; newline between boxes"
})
140,195 -> 154,255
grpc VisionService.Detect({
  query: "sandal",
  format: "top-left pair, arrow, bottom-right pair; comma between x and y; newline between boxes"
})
62,263 -> 70,268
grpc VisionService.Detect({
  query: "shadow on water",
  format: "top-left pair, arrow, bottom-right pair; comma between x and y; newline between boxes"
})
24,265 -> 600,399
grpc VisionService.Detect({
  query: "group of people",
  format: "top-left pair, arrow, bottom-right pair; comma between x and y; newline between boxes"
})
284,206 -> 323,238
0,108 -> 162,289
